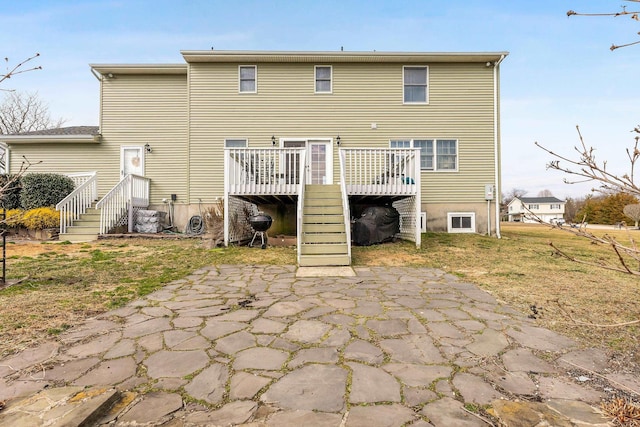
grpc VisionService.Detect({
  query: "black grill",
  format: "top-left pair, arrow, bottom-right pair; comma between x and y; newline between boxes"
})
248,213 -> 272,249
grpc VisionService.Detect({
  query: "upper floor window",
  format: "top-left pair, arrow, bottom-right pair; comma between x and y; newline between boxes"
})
550,204 -> 561,209
315,66 -> 332,93
403,66 -> 428,104
528,204 -> 539,210
392,139 -> 457,171
239,66 -> 257,93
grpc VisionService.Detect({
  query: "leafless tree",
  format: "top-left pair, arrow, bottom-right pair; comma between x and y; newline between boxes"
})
1,53 -> 44,173
537,189 -> 554,197
623,204 -> 640,228
536,127 -> 640,274
536,126 -> 640,198
0,91 -> 66,135
567,1 -> 640,50
0,91 -> 66,172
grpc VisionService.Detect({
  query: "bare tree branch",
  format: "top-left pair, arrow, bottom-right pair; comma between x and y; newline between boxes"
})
568,2 -> 640,50
535,126 -> 640,197
0,53 -> 42,89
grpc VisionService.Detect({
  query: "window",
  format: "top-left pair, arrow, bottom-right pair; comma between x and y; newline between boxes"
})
225,139 -> 247,148
239,66 -> 256,93
390,139 -> 457,171
403,66 -> 428,103
315,66 -> 332,93
527,204 -> 539,210
550,204 -> 561,209
448,212 -> 475,233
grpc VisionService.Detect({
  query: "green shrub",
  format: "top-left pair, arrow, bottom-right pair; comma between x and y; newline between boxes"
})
21,207 -> 59,230
0,174 -> 23,209
20,173 -> 75,210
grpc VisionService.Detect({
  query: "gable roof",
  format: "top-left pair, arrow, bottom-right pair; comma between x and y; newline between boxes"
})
0,126 -> 101,144
518,197 -> 565,204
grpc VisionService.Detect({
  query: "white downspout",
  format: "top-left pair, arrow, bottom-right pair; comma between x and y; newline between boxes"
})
493,54 -> 505,239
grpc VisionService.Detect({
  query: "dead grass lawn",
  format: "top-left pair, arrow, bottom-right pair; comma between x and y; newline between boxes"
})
1,225 -> 639,373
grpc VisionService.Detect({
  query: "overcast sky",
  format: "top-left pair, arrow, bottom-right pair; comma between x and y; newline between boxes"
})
3,0 -> 640,199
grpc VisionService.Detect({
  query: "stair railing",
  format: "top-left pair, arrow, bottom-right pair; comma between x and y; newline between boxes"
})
96,174 -> 150,234
56,171 -> 98,235
296,150 -> 307,266
338,149 -> 352,263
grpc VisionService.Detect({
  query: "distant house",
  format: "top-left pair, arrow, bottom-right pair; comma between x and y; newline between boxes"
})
507,196 -> 565,223
1,49 -> 508,266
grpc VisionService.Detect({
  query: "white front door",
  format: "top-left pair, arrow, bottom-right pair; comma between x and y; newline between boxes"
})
121,146 -> 144,178
283,139 -> 333,185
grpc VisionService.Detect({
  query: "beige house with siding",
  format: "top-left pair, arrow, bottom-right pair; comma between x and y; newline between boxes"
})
1,49 -> 508,266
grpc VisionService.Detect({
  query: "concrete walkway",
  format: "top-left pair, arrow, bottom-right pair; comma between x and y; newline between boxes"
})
0,265 -> 635,426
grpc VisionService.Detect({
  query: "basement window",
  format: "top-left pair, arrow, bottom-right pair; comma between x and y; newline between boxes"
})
447,212 -> 475,233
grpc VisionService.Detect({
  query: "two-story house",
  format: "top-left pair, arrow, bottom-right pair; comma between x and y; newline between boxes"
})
507,196 -> 566,224
1,49 -> 508,266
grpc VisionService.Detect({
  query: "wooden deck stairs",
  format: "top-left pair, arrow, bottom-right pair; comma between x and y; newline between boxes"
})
299,184 -> 350,266
59,206 -> 100,243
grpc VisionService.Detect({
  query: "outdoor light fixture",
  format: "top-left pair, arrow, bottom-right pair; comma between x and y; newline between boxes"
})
336,135 -> 341,145
271,135 -> 276,146
144,143 -> 152,153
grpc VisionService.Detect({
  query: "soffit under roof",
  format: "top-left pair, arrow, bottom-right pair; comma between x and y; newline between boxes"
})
180,50 -> 509,64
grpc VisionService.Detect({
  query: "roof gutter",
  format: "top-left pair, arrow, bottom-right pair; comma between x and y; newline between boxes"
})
0,134 -> 101,144
493,54 -> 506,239
181,50 -> 510,64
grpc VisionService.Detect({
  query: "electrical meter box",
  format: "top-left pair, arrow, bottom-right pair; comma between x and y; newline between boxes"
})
484,184 -> 494,200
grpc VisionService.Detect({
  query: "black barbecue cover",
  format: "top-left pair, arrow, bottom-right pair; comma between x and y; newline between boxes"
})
352,206 -> 400,246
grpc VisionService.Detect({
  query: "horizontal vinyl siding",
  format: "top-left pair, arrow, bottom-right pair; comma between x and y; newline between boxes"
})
189,61 -> 496,203
8,144 -> 108,182
101,74 -> 188,203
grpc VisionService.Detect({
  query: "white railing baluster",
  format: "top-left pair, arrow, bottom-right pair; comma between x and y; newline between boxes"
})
96,174 -> 150,235
296,149 -> 306,266
56,171 -> 98,235
340,148 -> 419,197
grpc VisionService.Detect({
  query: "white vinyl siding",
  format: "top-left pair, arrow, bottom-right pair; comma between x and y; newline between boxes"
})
315,66 -> 332,93
188,61 -> 495,203
403,66 -> 428,104
239,65 -> 257,93
9,74 -> 188,201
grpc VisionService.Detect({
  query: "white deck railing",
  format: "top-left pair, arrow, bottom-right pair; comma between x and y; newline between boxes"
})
225,147 -> 306,195
56,171 -> 98,234
339,148 -> 420,196
339,148 -> 421,247
338,153 -> 352,264
296,150 -> 307,265
95,174 -> 150,234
